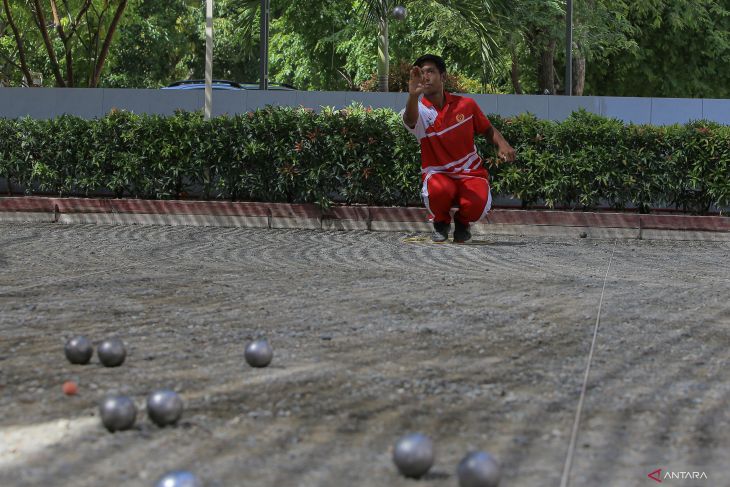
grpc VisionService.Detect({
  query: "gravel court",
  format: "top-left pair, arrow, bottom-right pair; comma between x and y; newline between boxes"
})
0,223 -> 728,487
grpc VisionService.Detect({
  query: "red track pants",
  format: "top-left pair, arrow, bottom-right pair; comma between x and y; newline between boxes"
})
422,173 -> 492,225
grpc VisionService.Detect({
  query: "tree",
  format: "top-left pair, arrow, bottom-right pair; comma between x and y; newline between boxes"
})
433,0 -> 513,90
104,0 -> 199,87
1,0 -> 40,85
266,0 -> 507,92
268,0 -> 356,90
497,0 -> 636,96
499,0 -> 564,94
566,0 -> 636,95
359,0 -> 511,92
359,0 -> 402,92
585,0 -> 730,98
4,0 -> 728,99
191,0 -> 260,82
0,0 -> 129,87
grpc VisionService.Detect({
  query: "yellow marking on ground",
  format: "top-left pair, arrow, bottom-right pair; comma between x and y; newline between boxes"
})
401,236 -> 494,245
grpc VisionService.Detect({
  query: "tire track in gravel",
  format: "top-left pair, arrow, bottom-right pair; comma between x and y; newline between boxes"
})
610,240 -> 730,284
0,224 -> 169,286
3,224 -> 618,288
0,227 -> 239,295
163,228 -> 541,277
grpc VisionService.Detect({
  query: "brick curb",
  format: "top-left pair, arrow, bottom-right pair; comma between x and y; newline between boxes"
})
1,196 -> 729,241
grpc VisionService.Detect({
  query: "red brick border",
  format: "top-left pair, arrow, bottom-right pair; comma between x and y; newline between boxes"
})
0,196 -> 54,213
639,214 -> 730,232
322,205 -> 369,221
369,206 -> 429,222
267,203 -> 321,219
109,199 -> 271,217
489,210 -> 641,229
1,196 -> 728,235
53,198 -> 113,214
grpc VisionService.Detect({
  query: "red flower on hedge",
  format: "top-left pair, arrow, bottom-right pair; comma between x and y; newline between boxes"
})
696,127 -> 711,135
278,164 -> 299,176
294,141 -> 304,152
362,167 -> 372,179
368,136 -> 376,145
306,129 -> 320,141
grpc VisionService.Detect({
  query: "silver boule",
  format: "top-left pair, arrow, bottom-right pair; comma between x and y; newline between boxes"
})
244,339 -> 273,368
392,5 -> 407,21
99,395 -> 137,432
147,390 -> 183,427
155,470 -> 202,487
457,451 -> 501,487
64,336 -> 93,365
393,433 -> 434,478
98,338 -> 127,367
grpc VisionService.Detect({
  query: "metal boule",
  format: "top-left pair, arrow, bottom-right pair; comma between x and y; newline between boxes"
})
98,338 -> 127,367
155,470 -> 202,487
99,395 -> 137,432
147,389 -> 183,427
392,5 -> 407,21
457,450 -> 501,487
244,339 -> 273,368
393,433 -> 434,478
64,336 -> 93,365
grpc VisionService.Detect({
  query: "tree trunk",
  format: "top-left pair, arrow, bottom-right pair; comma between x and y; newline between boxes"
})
510,50 -> 523,94
2,0 -> 34,85
572,52 -> 585,96
50,0 -> 74,86
537,38 -> 556,94
377,16 -> 389,92
31,0 -> 66,86
91,0 -> 127,87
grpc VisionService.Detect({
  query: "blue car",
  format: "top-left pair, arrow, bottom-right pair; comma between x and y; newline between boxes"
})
162,79 -> 296,91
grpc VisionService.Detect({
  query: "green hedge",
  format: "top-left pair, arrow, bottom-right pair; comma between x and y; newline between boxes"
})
1,105 -> 729,214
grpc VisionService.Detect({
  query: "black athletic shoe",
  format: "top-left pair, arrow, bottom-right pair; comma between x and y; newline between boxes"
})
431,221 -> 450,242
453,220 -> 472,243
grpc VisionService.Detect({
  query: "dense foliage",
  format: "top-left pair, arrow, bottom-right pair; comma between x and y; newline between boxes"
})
2,0 -> 730,97
1,106 -> 728,214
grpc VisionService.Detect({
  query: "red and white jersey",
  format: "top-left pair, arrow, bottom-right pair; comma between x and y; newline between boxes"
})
400,91 -> 492,180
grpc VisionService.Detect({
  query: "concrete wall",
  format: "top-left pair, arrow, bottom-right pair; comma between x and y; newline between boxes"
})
2,87 -> 730,125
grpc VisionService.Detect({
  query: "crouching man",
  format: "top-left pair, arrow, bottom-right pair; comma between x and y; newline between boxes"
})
401,54 -> 515,242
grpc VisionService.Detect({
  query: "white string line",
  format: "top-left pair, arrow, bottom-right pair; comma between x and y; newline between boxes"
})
560,239 -> 618,487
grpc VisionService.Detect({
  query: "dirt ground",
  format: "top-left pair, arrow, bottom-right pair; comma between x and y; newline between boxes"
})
0,223 -> 728,487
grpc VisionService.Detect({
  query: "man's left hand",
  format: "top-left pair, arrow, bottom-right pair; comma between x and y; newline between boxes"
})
497,143 -> 516,163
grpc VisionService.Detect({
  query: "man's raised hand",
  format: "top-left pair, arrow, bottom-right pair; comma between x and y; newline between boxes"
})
408,66 -> 425,96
